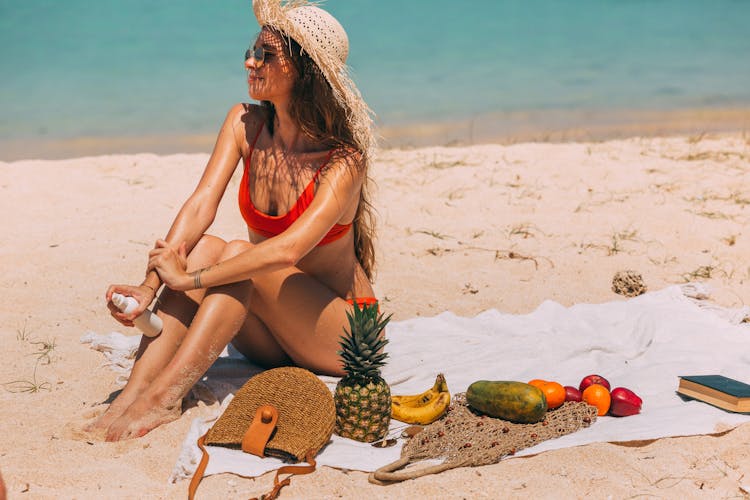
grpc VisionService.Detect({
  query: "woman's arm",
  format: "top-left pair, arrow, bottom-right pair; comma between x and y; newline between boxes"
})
150,151 -> 364,291
160,103 -> 252,247
112,104 -> 251,309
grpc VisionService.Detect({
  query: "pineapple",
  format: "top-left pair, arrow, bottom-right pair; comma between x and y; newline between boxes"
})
334,302 -> 391,442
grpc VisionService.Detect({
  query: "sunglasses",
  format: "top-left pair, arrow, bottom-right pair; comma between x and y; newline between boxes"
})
244,45 -> 275,67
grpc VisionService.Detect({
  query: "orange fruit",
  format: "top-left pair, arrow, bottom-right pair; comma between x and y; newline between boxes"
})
527,379 -> 565,409
527,379 -> 547,389
582,383 -> 611,416
539,381 -> 566,409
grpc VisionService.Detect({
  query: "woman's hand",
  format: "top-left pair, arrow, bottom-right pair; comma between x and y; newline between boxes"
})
105,284 -> 157,326
147,240 -> 191,291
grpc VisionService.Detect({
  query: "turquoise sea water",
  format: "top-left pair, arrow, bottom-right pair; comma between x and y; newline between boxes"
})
1,0 -> 749,158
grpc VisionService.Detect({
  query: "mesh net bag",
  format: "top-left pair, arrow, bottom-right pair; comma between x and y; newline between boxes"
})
369,393 -> 597,484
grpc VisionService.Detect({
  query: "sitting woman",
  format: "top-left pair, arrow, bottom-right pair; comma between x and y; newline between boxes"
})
90,0 -> 378,441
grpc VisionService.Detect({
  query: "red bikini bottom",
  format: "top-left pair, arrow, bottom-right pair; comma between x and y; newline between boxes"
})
346,297 -> 378,309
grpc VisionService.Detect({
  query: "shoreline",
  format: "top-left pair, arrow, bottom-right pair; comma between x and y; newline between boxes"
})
1,106 -> 749,161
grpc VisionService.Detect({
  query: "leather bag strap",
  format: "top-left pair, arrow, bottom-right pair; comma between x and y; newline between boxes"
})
251,450 -> 318,500
187,432 -> 210,500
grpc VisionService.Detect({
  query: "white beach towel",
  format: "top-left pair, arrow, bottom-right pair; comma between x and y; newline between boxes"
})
82,283 -> 750,483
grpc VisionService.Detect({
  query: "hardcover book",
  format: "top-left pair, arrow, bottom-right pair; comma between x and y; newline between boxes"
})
677,375 -> 750,413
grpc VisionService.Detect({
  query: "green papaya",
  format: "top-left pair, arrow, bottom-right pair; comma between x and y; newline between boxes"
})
466,380 -> 547,423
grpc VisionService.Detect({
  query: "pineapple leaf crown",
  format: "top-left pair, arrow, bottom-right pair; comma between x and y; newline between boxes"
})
338,302 -> 390,379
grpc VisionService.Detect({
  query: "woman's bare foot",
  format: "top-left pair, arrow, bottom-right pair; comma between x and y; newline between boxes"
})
63,406 -> 110,441
104,393 -> 182,441
82,392 -> 139,436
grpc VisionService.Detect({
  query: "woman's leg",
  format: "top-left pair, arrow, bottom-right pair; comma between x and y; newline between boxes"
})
104,240 -> 276,441
241,266 -> 372,377
86,235 -> 227,435
231,308 -> 293,368
105,240 -> 371,440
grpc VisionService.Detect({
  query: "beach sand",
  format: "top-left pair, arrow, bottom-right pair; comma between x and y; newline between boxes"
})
1,133 -> 749,498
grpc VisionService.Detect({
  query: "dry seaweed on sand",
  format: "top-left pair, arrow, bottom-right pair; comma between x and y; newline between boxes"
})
612,270 -> 647,297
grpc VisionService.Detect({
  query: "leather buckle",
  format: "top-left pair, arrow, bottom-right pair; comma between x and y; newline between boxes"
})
241,404 -> 278,457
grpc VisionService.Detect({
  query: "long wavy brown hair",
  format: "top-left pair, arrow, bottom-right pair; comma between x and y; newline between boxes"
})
259,28 -> 376,281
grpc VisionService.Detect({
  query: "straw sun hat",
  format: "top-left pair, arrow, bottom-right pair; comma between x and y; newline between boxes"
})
252,0 -> 375,153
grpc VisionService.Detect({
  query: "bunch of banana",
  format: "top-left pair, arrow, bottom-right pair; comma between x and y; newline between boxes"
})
391,373 -> 451,425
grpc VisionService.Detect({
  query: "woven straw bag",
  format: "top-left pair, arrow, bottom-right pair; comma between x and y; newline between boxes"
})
189,367 -> 335,499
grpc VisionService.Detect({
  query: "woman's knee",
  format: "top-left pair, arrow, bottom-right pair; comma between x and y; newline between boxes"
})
187,234 -> 227,269
219,239 -> 255,260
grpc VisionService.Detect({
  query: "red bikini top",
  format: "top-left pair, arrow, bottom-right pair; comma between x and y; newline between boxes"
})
238,123 -> 353,245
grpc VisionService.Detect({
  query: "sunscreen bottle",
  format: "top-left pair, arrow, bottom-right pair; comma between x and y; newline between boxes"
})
111,292 -> 163,337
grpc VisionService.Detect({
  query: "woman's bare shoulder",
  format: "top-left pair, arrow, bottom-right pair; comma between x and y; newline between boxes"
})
226,103 -> 265,128
223,104 -> 266,151
329,146 -> 364,171
321,147 -> 366,191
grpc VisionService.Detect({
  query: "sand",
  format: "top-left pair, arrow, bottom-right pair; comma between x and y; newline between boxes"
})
1,133 -> 749,498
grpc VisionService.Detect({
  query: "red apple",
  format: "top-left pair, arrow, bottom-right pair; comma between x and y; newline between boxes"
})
564,385 -> 582,402
609,387 -> 643,417
579,374 -> 611,393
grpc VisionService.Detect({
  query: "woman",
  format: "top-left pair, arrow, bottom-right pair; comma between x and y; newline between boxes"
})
89,1 -> 378,441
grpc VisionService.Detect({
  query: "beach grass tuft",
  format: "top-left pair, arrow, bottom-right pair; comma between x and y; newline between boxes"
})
650,181 -> 680,193
16,319 -> 33,342
3,359 -> 51,394
574,190 -> 633,213
494,250 -> 548,270
413,229 -> 453,240
728,191 -> 750,206
30,338 -> 57,365
681,265 -> 723,282
677,151 -> 749,162
608,229 -> 640,256
648,255 -> 678,266
508,222 -> 544,239
688,209 -> 735,220
685,190 -> 750,206
425,247 -> 451,256
424,152 -> 465,170
578,228 -> 641,256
